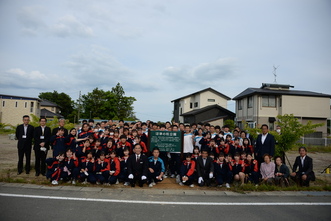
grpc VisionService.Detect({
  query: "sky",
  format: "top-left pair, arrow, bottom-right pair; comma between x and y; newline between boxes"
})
1,0 -> 330,122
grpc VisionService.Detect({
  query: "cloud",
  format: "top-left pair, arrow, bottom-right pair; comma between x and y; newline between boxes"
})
0,68 -> 60,90
162,58 -> 238,87
50,15 -> 94,38
63,45 -> 157,92
16,5 -> 47,35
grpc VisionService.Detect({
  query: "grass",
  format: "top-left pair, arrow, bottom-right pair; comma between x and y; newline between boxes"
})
291,144 -> 331,153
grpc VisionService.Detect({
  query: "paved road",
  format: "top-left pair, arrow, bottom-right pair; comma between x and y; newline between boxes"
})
0,183 -> 330,221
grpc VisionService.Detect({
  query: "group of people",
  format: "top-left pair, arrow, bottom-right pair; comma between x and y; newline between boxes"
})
15,115 -> 315,188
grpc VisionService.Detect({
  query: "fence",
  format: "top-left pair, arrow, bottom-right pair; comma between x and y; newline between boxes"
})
298,137 -> 331,146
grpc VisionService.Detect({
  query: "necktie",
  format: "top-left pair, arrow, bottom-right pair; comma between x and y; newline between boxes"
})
136,155 -> 140,162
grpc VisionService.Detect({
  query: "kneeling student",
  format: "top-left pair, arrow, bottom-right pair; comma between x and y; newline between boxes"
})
108,150 -> 120,184
147,147 -> 165,187
179,153 -> 196,187
46,152 -> 67,185
214,153 -> 231,188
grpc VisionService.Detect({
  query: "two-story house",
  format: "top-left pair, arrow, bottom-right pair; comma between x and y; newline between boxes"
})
0,94 -> 41,126
40,100 -> 63,120
171,88 -> 235,125
233,83 -> 331,136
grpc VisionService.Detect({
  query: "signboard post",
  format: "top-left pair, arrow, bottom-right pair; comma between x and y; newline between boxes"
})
148,130 -> 183,153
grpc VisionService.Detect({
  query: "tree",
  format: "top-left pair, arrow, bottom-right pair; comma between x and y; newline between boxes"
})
79,83 -> 137,120
39,91 -> 74,121
111,83 -> 136,120
224,119 -> 235,130
245,114 -> 324,166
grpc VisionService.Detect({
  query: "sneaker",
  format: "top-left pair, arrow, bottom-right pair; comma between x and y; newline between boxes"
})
255,184 -> 259,187
189,184 -> 194,188
163,174 -> 168,179
124,182 -> 130,186
51,180 -> 58,185
149,183 -> 153,188
217,185 -> 222,187
170,174 -> 175,178
152,182 -> 156,186
225,183 -> 230,189
96,181 -> 101,185
175,175 -> 181,184
115,180 -> 119,185
179,182 -> 184,186
82,179 -> 88,184
71,180 -> 76,185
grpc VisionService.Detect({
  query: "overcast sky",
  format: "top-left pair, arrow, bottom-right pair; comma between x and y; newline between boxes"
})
1,0 -> 330,122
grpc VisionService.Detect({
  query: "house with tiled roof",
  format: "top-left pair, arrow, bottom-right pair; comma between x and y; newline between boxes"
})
233,83 -> 331,136
171,88 -> 235,124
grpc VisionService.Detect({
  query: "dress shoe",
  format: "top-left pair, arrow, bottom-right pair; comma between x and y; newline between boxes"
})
26,171 -> 30,174
41,173 -> 46,176
35,172 -> 40,176
131,183 -> 135,187
17,171 -> 22,175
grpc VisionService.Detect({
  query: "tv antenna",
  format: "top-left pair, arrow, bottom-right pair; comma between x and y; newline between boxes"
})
273,65 -> 279,83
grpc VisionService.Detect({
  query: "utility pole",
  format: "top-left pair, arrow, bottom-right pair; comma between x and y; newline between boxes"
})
77,91 -> 81,124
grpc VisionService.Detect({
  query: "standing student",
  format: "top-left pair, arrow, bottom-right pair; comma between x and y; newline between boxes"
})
183,125 -> 195,154
16,115 -> 34,175
33,117 -> 51,176
50,128 -> 66,157
290,147 -> 315,187
147,148 -> 165,188
127,144 -> 148,187
196,150 -> 214,187
255,124 -> 275,164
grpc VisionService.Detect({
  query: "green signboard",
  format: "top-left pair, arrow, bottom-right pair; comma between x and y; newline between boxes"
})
148,131 -> 183,153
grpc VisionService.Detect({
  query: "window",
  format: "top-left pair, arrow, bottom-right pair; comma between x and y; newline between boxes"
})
262,95 -> 276,107
190,103 -> 193,109
208,99 -> 215,102
238,100 -> 242,110
2,101 -> 5,107
279,97 -> 282,107
15,101 -> 18,107
194,102 -> 198,108
51,107 -> 55,111
25,102 -> 27,108
180,108 -> 182,115
247,96 -> 253,108
30,102 -> 34,112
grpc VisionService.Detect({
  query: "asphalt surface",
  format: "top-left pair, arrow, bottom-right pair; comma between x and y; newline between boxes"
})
0,183 -> 331,221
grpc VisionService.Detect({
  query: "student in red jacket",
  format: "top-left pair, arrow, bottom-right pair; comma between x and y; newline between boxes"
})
230,153 -> 245,185
95,152 -> 109,184
179,153 -> 196,188
244,153 -> 259,185
214,153 -> 231,188
108,150 -> 121,184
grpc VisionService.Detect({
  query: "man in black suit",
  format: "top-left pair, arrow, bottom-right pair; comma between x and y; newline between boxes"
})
52,118 -> 68,137
15,115 -> 34,174
33,117 -> 51,176
196,150 -> 214,187
255,124 -> 275,164
127,144 -> 148,187
290,147 -> 315,187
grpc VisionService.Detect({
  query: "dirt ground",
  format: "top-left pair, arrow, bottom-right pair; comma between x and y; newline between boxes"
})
0,134 -> 330,188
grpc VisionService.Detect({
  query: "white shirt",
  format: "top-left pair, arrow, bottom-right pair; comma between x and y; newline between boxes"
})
24,124 -> 28,135
183,133 -> 194,153
301,156 -> 306,167
261,133 -> 268,144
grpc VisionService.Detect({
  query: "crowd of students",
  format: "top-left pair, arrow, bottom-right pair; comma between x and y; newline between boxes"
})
16,116 -> 315,188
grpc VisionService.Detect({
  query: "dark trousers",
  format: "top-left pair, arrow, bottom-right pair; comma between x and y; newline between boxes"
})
17,147 -> 32,173
291,173 -> 311,187
129,174 -> 147,187
169,153 -> 181,175
34,149 -> 47,174
247,171 -> 260,184
215,171 -> 232,185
